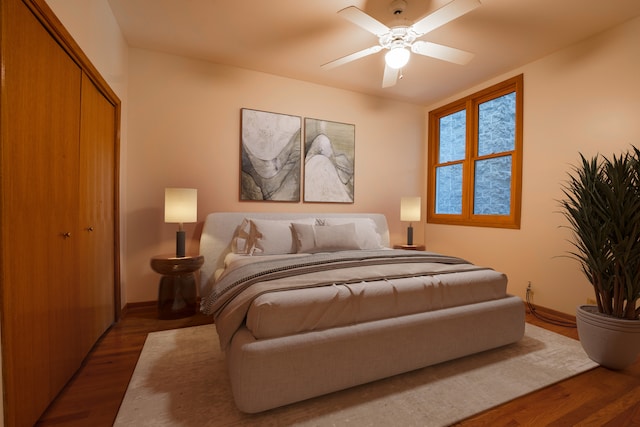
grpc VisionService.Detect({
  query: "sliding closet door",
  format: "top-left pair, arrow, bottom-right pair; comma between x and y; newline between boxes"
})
0,0 -> 81,425
78,73 -> 117,355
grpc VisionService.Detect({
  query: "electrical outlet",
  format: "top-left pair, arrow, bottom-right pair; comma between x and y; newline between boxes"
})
586,298 -> 597,305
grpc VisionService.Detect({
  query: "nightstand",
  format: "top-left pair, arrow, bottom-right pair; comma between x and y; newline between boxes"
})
150,254 -> 204,319
393,244 -> 426,251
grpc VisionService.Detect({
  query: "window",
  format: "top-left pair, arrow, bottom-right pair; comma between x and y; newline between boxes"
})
427,75 -> 523,228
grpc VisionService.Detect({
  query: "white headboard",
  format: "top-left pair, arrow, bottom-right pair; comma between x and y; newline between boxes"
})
198,212 -> 390,296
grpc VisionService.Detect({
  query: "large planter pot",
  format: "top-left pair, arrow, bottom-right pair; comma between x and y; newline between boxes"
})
576,305 -> 640,370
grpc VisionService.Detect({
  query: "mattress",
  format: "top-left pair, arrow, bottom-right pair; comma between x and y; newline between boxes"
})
212,251 -> 507,341
246,268 -> 507,339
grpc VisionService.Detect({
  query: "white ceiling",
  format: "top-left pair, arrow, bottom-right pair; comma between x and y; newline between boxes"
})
108,0 -> 640,105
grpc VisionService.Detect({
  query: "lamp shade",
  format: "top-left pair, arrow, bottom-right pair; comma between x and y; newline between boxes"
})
385,47 -> 410,69
401,197 -> 421,222
164,188 -> 197,224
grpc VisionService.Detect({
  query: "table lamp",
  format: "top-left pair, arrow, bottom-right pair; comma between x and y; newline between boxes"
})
401,196 -> 421,246
165,188 -> 197,257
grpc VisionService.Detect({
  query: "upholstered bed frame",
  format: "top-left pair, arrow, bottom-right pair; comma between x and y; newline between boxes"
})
199,212 -> 525,413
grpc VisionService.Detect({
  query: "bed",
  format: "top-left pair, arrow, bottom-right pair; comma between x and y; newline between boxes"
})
199,212 -> 525,413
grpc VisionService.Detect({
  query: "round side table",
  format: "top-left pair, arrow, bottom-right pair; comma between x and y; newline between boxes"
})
150,254 -> 204,319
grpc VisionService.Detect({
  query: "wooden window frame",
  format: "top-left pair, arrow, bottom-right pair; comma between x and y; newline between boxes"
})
427,74 -> 523,229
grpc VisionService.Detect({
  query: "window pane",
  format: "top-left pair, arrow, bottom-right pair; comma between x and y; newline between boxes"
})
436,164 -> 462,214
439,110 -> 466,163
478,92 -> 515,156
474,155 -> 511,215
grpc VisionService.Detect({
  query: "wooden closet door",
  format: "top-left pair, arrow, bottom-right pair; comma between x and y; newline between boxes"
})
0,0 -> 81,425
78,73 -> 116,355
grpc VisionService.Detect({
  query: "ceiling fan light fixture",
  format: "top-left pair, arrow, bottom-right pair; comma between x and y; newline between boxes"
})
326,0 -> 481,87
385,47 -> 410,69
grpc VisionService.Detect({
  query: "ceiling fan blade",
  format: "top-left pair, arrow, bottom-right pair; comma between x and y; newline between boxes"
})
382,64 -> 399,88
411,41 -> 474,65
321,45 -> 383,69
338,6 -> 390,37
411,0 -> 481,36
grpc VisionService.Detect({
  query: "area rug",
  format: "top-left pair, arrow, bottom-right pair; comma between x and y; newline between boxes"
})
114,323 -> 597,427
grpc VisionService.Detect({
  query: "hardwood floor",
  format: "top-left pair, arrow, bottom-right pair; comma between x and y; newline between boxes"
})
456,313 -> 640,427
35,305 -> 640,426
35,304 -> 213,426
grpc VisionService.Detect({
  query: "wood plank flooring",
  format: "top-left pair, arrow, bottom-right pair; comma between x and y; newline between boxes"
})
35,305 -> 213,426
458,313 -> 640,426
35,305 -> 640,426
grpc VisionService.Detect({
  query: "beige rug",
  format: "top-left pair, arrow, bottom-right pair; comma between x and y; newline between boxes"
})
114,323 -> 597,427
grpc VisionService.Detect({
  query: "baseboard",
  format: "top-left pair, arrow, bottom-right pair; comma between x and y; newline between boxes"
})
121,300 -> 156,317
527,303 -> 576,322
121,298 -> 203,317
125,300 -> 156,309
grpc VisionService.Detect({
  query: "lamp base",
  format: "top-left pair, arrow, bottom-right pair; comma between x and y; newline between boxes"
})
176,230 -> 186,257
406,225 -> 413,246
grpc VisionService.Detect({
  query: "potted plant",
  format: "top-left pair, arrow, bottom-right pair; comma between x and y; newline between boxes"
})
559,146 -> 640,370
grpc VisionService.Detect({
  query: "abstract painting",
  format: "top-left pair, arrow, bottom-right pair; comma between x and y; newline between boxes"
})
240,108 -> 301,201
303,118 -> 355,203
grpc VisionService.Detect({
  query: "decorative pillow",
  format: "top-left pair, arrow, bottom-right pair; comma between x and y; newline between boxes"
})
291,222 -> 359,253
248,218 -> 316,255
319,217 -> 383,249
231,218 -> 262,255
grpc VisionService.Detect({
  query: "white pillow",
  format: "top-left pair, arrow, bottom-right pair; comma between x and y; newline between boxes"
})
319,217 -> 383,249
248,218 -> 316,255
291,222 -> 359,253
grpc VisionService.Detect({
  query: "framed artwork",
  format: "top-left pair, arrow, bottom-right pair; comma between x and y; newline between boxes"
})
240,108 -> 301,202
303,118 -> 355,203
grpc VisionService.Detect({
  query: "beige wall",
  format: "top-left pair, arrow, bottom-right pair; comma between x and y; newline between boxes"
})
7,2 -> 634,426
424,15 -> 640,315
41,0 -> 640,315
126,48 -> 426,302
43,0 -> 425,307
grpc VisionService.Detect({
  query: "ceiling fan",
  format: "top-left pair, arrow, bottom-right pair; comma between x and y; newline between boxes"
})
321,0 -> 480,88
